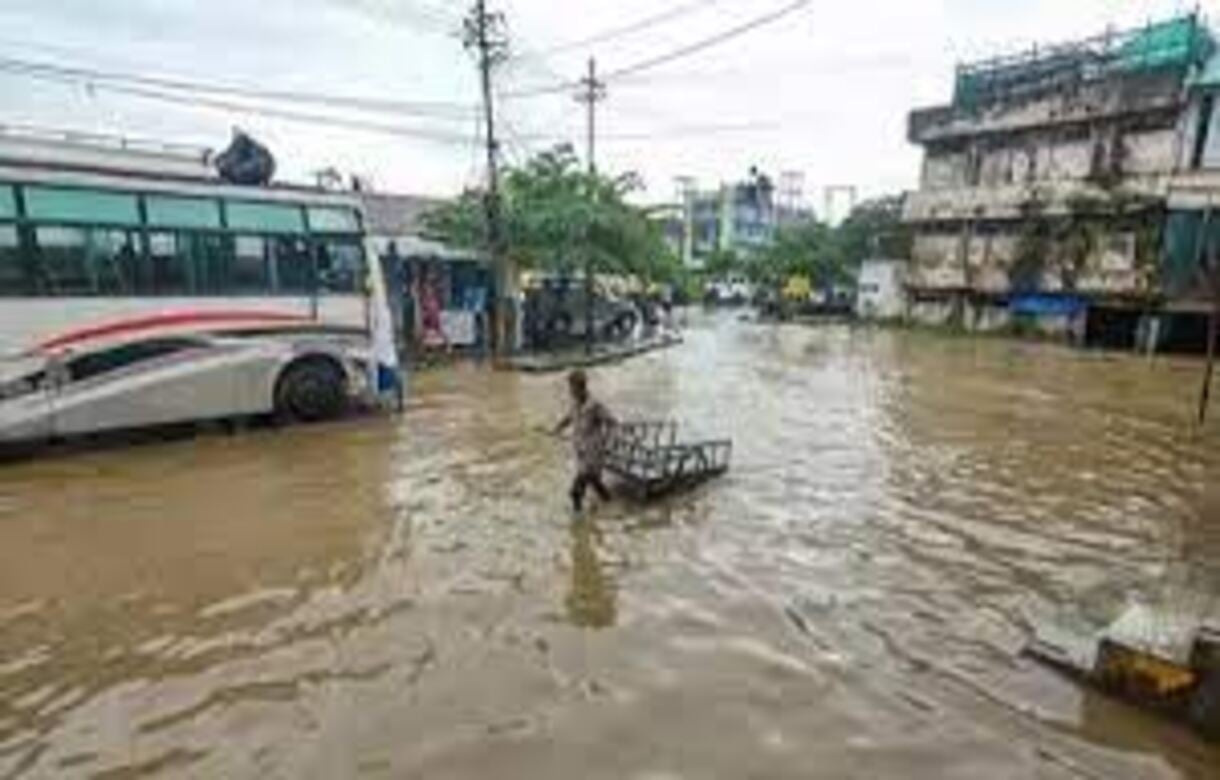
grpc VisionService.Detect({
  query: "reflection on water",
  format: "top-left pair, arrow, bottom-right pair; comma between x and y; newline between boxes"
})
566,520 -> 617,630
0,315 -> 1218,779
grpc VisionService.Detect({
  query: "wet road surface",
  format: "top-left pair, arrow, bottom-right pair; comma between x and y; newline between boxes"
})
1,315 -> 1218,778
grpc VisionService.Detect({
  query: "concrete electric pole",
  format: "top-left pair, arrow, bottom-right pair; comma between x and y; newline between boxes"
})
576,57 -> 607,354
463,0 -> 514,355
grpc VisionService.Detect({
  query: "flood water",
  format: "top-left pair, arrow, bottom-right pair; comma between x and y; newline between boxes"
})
2,314 -> 1219,779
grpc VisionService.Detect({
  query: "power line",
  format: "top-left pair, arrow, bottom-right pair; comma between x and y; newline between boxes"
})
0,54 -> 476,119
530,0 -> 724,56
12,72 -> 474,145
502,0 -> 811,99
321,0 -> 463,36
602,0 -> 811,81
592,121 -> 788,142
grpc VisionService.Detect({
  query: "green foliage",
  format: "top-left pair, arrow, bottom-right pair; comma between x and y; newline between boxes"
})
701,248 -> 742,279
748,195 -> 909,291
836,194 -> 911,268
1010,189 -> 1165,292
756,220 -> 841,287
1012,196 -> 1051,293
423,144 -> 680,283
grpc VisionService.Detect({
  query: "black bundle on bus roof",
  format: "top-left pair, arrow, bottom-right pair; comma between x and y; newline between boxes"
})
214,130 -> 276,187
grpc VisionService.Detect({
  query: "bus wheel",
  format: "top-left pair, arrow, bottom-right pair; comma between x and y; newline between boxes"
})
275,358 -> 345,423
1191,670 -> 1220,742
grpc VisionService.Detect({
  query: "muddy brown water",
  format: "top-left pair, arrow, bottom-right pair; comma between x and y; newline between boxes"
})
1,315 -> 1219,779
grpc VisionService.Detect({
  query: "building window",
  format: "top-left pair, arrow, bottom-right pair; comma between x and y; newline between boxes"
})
966,147 -> 982,186
1192,94 -> 1215,171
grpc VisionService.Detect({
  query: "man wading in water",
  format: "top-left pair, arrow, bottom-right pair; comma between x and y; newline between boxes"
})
553,370 -> 617,512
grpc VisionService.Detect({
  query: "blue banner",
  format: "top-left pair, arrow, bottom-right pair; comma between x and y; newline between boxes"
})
1009,294 -> 1087,317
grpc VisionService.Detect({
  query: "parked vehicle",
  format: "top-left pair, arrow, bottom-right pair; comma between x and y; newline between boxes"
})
704,276 -> 753,307
0,138 -> 396,446
0,326 -> 375,445
524,275 -> 639,349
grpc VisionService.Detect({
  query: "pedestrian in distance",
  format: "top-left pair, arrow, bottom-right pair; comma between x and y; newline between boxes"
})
553,369 -> 617,512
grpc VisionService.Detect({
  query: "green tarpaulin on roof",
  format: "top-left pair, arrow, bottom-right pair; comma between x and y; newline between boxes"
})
1117,17 -> 1214,71
1190,51 -> 1220,88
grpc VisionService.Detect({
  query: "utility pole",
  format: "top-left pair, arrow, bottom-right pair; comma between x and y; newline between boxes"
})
1196,200 -> 1216,426
464,0 -> 513,355
576,57 -> 607,355
675,176 -> 696,269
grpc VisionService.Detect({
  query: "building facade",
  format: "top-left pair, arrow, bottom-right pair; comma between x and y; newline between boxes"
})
360,193 -> 491,352
856,258 -> 907,321
904,15 -> 1220,349
671,168 -> 812,268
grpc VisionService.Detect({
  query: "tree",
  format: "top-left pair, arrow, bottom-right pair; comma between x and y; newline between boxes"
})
834,194 -> 911,270
757,219 -> 845,289
702,248 -> 742,280
423,144 -> 679,282
746,193 -> 910,294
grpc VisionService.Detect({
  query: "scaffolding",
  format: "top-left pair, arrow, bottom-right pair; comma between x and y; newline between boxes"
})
954,14 -> 1215,110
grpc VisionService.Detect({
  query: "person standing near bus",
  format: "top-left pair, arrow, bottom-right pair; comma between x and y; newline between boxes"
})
417,269 -> 449,352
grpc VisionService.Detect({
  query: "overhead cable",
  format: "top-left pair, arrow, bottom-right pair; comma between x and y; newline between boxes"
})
11,70 -> 474,145
530,0 -> 723,56
602,0 -> 810,81
0,54 -> 476,119
502,0 -> 810,99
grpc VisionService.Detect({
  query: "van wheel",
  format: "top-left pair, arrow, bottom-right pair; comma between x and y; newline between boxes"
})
275,359 -> 345,423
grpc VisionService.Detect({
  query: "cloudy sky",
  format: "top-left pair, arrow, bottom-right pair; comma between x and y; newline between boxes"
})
0,0 -> 1215,215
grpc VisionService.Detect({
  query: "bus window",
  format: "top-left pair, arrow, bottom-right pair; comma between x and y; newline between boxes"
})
147,232 -> 194,295
87,230 -> 140,295
226,202 -> 306,234
189,234 -> 233,296
25,186 -> 140,227
34,226 -> 92,296
146,195 -> 222,231
0,186 -> 15,221
66,338 -> 204,383
0,224 -> 28,296
307,206 -> 359,233
317,239 -> 365,293
272,237 -> 314,293
233,236 -> 272,293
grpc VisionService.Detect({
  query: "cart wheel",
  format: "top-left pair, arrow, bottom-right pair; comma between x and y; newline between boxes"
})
1192,669 -> 1220,741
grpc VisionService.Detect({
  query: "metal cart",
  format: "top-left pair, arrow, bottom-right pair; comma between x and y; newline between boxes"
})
602,421 -> 732,500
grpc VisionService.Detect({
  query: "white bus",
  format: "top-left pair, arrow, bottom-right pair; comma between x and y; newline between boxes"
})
0,145 -> 395,446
